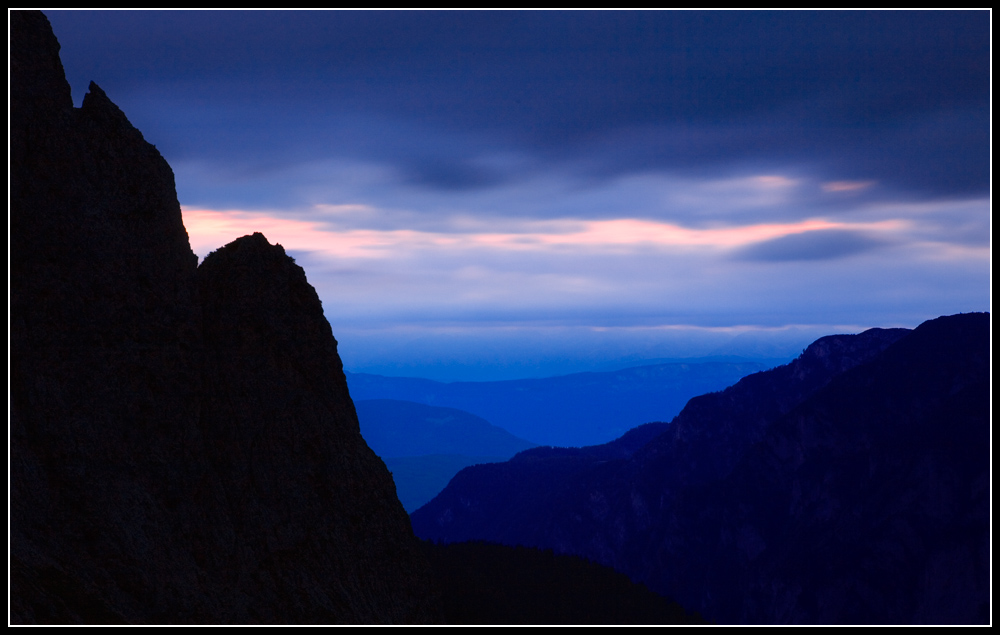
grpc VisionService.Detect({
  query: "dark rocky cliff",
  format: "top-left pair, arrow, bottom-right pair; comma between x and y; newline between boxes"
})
670,313 -> 990,624
11,11 -> 435,624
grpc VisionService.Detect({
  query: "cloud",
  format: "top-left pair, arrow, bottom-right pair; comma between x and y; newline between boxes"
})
42,11 -> 990,378
48,11 -> 989,199
402,158 -> 508,191
184,204 -> 910,263
857,198 -> 990,248
333,322 -> 849,381
822,180 -> 876,193
735,229 -> 889,262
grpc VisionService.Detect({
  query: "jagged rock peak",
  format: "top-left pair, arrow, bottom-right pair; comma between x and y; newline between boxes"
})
197,230 -> 357,433
80,81 -> 146,136
203,232 -> 292,265
10,11 -> 73,117
11,11 -> 437,623
194,229 -> 434,623
198,232 -> 327,343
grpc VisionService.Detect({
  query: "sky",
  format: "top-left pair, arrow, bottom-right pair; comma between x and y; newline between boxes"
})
42,10 -> 990,381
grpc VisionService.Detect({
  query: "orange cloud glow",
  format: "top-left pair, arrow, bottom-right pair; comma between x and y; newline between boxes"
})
822,180 -> 877,192
182,207 -> 908,261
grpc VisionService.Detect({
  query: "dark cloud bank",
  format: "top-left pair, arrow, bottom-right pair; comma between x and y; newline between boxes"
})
47,11 -> 989,199
736,229 -> 888,262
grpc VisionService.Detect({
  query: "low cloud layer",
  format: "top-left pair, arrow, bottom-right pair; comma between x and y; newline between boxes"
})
181,189 -> 988,333
735,229 -> 889,262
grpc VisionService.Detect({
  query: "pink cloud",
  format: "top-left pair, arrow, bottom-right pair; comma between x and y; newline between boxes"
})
821,180 -> 877,192
182,207 -> 909,261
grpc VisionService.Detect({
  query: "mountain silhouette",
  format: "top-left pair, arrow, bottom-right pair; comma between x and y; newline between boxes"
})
412,315 -> 989,623
356,399 -> 536,459
11,11 -> 435,624
347,359 -> 773,447
355,399 -> 537,511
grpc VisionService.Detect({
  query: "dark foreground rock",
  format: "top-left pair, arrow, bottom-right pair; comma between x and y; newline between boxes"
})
11,11 -> 435,624
422,540 -> 705,625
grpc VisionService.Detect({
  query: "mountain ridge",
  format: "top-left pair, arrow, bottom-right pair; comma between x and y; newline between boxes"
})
356,399 -> 536,458
347,359 -> 773,447
355,398 -> 538,512
412,315 -> 989,623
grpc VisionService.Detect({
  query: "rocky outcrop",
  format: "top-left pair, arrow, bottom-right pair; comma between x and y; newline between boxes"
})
194,234 -> 435,622
11,11 -> 435,624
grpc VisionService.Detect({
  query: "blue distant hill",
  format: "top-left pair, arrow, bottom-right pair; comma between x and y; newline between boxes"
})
355,399 -> 537,512
347,359 -> 780,447
356,399 -> 536,458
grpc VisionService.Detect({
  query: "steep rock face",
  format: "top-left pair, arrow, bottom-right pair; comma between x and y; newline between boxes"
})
11,9 -> 208,623
667,313 -> 990,623
11,11 -> 434,624
195,234 -> 433,622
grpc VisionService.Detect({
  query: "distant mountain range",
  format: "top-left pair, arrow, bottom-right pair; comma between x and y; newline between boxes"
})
356,399 -> 536,458
412,313 -> 990,624
348,359 -> 776,447
355,399 -> 536,511
352,360 -> 782,510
